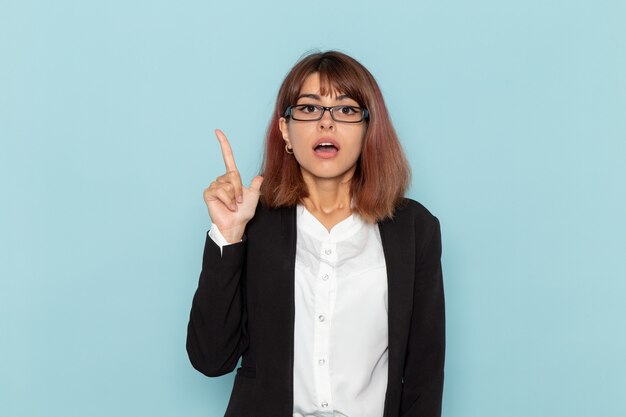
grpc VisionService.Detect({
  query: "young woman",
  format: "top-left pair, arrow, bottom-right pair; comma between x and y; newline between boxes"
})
187,51 -> 445,417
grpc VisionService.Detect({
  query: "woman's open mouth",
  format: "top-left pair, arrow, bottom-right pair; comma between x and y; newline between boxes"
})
313,139 -> 339,159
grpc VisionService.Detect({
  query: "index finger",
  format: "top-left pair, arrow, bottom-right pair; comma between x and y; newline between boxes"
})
214,129 -> 238,172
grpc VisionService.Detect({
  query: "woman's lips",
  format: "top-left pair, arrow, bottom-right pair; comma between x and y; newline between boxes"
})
314,144 -> 339,159
313,138 -> 339,159
313,138 -> 340,159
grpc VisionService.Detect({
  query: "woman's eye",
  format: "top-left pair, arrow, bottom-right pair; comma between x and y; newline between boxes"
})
299,105 -> 319,113
340,106 -> 358,114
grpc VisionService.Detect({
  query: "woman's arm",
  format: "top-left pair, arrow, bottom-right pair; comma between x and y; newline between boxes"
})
187,130 -> 262,377
401,216 -> 445,416
186,234 -> 249,377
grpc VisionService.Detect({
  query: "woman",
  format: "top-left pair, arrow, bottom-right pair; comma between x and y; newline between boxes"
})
187,51 -> 445,417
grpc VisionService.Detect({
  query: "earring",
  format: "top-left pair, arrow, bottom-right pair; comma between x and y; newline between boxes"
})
285,144 -> 293,154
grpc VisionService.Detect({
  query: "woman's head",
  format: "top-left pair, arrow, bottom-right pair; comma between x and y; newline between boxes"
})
261,50 -> 410,222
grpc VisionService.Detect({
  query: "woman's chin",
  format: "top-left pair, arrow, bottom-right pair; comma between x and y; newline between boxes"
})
299,164 -> 357,184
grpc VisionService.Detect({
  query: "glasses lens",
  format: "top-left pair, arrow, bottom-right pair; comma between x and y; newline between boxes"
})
291,105 -> 322,120
332,106 -> 364,122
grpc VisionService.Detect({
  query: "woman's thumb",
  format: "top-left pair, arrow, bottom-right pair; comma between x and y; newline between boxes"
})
249,176 -> 264,193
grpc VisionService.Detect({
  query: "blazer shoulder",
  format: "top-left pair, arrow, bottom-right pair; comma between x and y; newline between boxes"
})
392,197 -> 440,229
388,199 -> 442,265
379,198 -> 440,249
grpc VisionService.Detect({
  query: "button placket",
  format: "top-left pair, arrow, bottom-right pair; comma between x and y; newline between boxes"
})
313,240 -> 335,413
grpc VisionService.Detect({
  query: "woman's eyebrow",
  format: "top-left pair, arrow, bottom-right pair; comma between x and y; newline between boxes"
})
297,93 -> 321,101
296,93 -> 352,101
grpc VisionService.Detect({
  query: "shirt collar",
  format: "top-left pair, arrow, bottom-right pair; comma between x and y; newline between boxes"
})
296,204 -> 364,242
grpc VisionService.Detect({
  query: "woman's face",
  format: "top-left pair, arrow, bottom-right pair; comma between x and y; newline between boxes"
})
279,72 -> 367,184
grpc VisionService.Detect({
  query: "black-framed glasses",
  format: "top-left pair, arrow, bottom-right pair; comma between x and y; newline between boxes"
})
284,104 -> 369,123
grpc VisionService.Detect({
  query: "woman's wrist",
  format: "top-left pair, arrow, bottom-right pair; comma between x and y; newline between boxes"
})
216,224 -> 246,244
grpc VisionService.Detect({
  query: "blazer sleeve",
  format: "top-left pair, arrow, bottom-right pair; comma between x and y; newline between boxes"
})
186,232 -> 249,377
401,216 -> 445,416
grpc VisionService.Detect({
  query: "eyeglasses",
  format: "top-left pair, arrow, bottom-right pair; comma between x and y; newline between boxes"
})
284,104 -> 369,123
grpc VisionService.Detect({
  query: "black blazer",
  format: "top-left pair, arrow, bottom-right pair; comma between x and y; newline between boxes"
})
187,198 -> 445,417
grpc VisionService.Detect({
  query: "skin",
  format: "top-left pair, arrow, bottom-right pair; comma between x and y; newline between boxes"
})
204,72 -> 367,241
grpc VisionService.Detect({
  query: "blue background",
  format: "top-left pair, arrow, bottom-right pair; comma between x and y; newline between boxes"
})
1,0 -> 625,416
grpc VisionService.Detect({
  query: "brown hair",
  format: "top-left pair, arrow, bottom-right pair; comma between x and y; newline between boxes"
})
260,50 -> 411,222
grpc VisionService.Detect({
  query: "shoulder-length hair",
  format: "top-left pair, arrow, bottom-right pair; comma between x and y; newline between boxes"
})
260,50 -> 411,222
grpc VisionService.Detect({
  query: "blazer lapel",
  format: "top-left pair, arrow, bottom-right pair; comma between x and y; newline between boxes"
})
378,214 -> 416,416
280,205 -> 298,414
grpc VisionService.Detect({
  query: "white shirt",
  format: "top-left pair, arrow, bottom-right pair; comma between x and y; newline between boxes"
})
210,205 -> 389,417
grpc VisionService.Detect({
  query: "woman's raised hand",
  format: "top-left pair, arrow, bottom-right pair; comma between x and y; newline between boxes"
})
203,129 -> 264,243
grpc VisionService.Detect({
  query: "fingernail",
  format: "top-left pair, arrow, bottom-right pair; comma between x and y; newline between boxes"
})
230,203 -> 237,211
237,195 -> 243,203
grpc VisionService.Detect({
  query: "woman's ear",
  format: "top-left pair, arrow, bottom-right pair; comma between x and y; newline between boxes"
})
279,117 -> 290,147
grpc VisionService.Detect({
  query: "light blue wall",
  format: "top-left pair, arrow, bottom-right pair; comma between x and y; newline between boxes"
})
1,1 -> 625,416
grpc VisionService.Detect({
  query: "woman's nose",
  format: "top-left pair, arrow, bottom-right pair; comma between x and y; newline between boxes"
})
318,108 -> 335,129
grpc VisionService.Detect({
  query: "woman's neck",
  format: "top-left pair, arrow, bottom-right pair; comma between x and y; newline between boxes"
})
301,170 -> 354,232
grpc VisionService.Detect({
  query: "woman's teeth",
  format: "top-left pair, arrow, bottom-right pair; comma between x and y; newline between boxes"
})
315,143 -> 337,151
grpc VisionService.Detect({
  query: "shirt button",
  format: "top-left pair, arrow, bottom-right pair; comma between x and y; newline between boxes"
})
322,274 -> 329,281
318,315 -> 325,322
321,401 -> 328,408
324,249 -> 332,255
319,359 -> 325,365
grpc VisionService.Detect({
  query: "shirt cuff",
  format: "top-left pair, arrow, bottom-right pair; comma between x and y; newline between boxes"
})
208,223 -> 242,255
